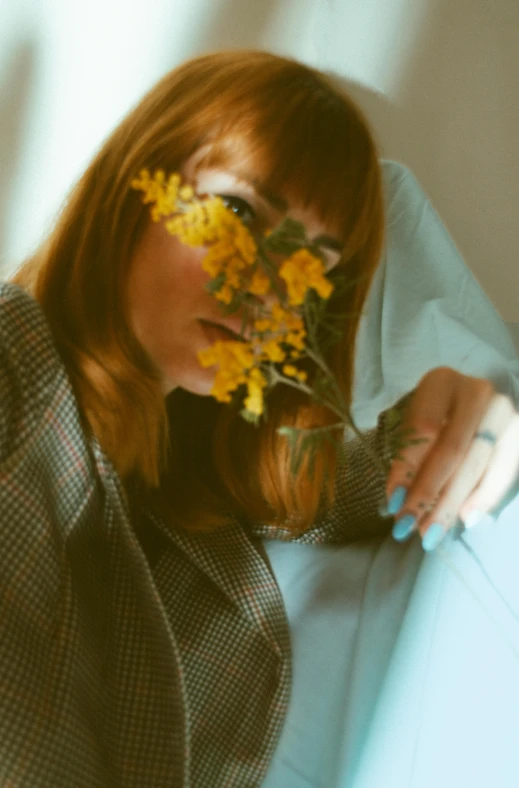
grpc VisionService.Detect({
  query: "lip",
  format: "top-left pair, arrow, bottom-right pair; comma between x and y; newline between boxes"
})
199,319 -> 246,343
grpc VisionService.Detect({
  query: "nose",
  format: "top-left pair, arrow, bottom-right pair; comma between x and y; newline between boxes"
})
224,259 -> 291,339
257,288 -> 282,311
230,290 -> 280,342
250,257 -> 288,309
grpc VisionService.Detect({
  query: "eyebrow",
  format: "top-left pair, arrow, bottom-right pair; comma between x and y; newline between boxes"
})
254,184 -> 288,213
228,168 -> 288,212
218,166 -> 344,250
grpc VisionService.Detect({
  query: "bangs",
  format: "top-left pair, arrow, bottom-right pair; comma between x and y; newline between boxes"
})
193,77 -> 377,250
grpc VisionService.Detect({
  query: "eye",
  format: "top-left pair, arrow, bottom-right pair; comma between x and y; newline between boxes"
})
218,194 -> 256,225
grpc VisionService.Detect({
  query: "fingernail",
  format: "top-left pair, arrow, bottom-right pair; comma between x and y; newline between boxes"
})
386,486 -> 408,516
392,514 -> 417,541
422,522 -> 446,552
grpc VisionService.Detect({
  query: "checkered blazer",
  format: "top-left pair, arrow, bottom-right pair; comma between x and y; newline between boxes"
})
0,281 -> 406,787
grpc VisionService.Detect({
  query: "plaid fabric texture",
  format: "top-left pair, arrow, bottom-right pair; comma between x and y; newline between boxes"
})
0,282 -> 407,787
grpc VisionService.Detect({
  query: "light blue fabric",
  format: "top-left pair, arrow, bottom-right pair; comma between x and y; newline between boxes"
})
261,161 -> 519,787
351,160 -> 519,429
262,497 -> 519,788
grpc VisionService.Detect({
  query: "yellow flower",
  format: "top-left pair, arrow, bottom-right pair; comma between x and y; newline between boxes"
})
284,330 -> 306,350
201,240 -> 237,274
201,255 -> 224,278
244,389 -> 263,415
211,373 -> 244,402
215,284 -> 235,304
234,226 -> 258,266
244,367 -> 268,415
248,269 -> 271,296
228,255 -> 248,272
282,364 -> 308,382
164,215 -> 200,246
284,312 -> 305,332
279,249 -> 334,306
282,364 -> 298,377
197,340 -> 256,403
205,199 -> 235,233
260,338 -> 287,363
179,184 -> 194,201
224,269 -> 242,289
270,302 -> 289,327
198,340 -> 253,370
196,346 -> 220,369
253,317 -> 274,333
131,169 -> 181,222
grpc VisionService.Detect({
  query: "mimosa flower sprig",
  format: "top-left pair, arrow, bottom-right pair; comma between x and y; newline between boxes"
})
130,167 -> 425,481
130,169 -> 519,660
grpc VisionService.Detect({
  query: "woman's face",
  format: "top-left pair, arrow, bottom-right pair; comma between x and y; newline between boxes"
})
126,149 -> 344,397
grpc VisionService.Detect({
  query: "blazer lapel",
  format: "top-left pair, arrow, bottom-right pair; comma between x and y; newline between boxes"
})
88,438 -> 190,787
142,504 -> 290,663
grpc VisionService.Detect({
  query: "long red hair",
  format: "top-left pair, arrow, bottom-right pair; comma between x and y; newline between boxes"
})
10,50 -> 385,535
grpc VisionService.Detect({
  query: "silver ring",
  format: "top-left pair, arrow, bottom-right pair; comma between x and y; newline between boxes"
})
474,429 -> 498,445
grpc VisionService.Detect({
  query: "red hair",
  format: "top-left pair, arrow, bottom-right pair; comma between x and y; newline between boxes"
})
10,50 -> 385,535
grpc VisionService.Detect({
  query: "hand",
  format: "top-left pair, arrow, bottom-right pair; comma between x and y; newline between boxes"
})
384,367 -> 519,551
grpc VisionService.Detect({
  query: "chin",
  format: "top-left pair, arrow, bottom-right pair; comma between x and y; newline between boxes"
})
166,367 -> 216,398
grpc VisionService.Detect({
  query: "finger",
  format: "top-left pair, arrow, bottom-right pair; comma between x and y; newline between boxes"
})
394,393 -> 514,550
459,411 -> 519,526
385,369 -> 493,511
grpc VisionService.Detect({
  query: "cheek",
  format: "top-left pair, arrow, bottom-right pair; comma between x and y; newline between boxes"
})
169,249 -> 213,311
146,240 -> 209,304
127,232 -> 209,343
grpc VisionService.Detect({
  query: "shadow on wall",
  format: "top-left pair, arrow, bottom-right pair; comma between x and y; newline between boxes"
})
318,0 -> 518,324
324,73 -> 399,162
509,325 -> 519,356
0,40 -> 37,273
320,71 -> 519,356
169,0 -> 282,57
0,41 -> 35,276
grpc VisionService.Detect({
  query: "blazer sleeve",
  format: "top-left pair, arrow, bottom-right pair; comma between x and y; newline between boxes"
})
0,282 -> 187,787
249,390 -> 414,545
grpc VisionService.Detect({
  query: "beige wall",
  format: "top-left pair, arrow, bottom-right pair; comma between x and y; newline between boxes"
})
1,0 -> 517,338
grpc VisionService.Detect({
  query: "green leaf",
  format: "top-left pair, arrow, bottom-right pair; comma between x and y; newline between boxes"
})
266,217 -> 307,241
277,425 -> 299,444
218,290 -> 248,316
262,237 -> 304,256
240,408 -> 261,426
204,273 -> 227,294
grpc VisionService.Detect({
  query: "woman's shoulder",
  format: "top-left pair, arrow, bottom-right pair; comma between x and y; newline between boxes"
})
0,280 -> 64,464
0,280 -> 62,372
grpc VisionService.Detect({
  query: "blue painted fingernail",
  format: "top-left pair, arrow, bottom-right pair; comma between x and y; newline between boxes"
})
422,522 -> 446,552
386,486 -> 408,516
392,514 -> 417,541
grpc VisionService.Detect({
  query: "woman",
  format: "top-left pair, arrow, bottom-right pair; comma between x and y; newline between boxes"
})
1,50 -> 518,787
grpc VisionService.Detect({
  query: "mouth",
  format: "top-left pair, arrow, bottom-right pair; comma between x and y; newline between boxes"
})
199,320 -> 246,343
